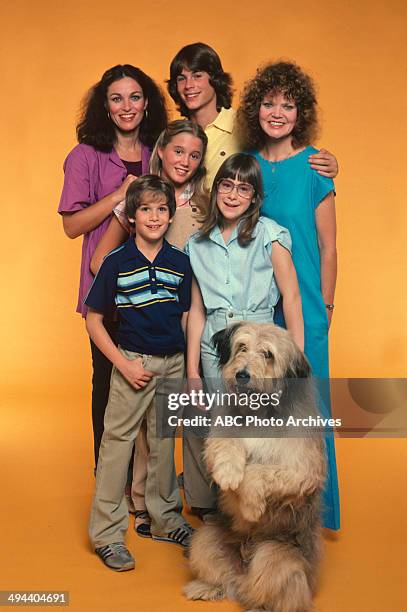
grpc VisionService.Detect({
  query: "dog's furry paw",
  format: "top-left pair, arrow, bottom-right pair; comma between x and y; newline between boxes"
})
237,474 -> 267,521
212,463 -> 244,491
239,500 -> 266,523
183,580 -> 225,601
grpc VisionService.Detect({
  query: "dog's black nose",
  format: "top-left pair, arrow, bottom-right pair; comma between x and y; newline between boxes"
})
235,370 -> 250,384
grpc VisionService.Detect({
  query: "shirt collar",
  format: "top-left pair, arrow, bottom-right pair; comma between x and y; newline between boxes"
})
206,107 -> 234,134
209,223 -> 239,247
124,236 -> 171,264
109,147 -> 126,169
177,183 -> 195,207
109,144 -> 151,174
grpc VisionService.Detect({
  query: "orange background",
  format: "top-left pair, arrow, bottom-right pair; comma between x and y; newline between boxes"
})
2,0 -> 406,396
1,1 -> 406,610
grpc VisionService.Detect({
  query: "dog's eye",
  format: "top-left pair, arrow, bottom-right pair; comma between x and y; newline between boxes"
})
263,351 -> 274,360
237,344 -> 247,353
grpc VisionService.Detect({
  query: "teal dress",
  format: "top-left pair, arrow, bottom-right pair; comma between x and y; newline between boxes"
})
253,146 -> 340,530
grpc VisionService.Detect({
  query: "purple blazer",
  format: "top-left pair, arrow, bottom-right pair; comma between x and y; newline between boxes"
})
58,143 -> 151,316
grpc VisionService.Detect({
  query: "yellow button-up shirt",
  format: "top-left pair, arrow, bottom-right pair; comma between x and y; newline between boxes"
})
204,107 -> 241,189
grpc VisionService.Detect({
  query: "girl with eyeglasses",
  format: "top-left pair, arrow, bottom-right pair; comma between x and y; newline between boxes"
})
184,152 -> 303,515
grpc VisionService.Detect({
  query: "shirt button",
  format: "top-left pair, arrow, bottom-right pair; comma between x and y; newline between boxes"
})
228,312 -> 234,318
220,151 -> 226,156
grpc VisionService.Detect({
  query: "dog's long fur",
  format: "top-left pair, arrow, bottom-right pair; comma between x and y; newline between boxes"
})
184,322 -> 326,612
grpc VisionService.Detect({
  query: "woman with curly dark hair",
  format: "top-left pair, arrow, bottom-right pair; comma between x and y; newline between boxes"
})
58,65 -> 167,517
238,60 -> 340,531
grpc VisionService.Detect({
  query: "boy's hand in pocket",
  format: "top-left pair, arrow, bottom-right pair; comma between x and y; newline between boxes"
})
120,357 -> 154,389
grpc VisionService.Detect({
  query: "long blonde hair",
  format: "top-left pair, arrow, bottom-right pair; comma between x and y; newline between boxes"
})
149,119 -> 209,213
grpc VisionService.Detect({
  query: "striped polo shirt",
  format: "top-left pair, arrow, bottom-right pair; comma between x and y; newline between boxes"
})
85,237 -> 192,355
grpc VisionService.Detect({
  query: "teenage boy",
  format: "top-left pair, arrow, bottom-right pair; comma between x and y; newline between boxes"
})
167,42 -> 339,187
85,175 -> 193,571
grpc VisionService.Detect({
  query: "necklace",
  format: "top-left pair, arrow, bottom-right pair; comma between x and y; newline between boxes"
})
262,146 -> 305,164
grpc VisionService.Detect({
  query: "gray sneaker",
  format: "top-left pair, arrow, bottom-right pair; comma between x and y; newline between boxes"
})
152,523 -> 194,548
95,542 -> 135,571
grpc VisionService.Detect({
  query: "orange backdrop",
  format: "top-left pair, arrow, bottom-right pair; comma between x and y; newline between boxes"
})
1,3 -> 407,610
1,0 -> 406,396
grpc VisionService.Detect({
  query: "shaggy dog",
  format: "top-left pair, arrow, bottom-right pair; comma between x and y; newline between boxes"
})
183,322 -> 326,612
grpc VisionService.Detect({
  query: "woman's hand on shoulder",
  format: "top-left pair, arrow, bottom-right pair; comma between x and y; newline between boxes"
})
113,174 -> 138,204
61,174 -> 138,240
308,148 -> 338,178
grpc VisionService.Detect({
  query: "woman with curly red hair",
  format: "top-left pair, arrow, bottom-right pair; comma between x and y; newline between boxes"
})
238,61 -> 340,530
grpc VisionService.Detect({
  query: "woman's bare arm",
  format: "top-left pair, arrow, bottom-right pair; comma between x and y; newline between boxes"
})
315,191 -> 337,327
62,174 -> 136,239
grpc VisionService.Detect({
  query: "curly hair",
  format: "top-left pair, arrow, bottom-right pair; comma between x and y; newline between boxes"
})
77,64 -> 167,152
198,153 -> 263,247
167,43 -> 233,117
237,61 -> 319,150
149,119 -> 209,214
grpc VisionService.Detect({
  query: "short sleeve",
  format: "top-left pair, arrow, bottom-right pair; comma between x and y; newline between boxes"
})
84,255 -> 118,317
58,145 -> 94,214
113,199 -> 131,231
177,258 -> 192,312
312,172 -> 335,209
261,217 -> 292,257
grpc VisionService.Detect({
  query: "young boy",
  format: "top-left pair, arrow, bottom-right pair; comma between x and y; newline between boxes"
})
85,175 -> 193,571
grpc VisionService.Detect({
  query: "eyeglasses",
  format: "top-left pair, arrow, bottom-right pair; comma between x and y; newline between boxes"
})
217,179 -> 255,199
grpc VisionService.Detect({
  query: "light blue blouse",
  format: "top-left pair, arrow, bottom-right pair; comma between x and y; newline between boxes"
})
185,216 -> 291,315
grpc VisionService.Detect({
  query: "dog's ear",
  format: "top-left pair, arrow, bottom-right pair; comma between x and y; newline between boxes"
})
288,350 -> 311,379
212,324 -> 240,366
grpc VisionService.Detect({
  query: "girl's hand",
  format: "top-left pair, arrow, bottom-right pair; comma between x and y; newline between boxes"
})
119,357 -> 154,390
114,174 -> 138,203
308,149 -> 338,178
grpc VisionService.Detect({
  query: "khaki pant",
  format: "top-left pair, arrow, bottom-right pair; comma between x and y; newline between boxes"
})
89,349 -> 185,548
183,434 -> 217,508
183,308 -> 274,509
131,420 -> 149,512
